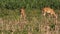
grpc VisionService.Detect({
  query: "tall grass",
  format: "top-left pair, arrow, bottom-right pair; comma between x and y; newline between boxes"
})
0,0 -> 60,9
0,8 -> 60,34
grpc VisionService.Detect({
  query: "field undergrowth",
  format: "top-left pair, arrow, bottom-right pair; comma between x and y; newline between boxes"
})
0,8 -> 60,34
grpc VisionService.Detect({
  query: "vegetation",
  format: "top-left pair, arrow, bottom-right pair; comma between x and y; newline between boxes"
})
0,0 -> 60,9
0,0 -> 60,34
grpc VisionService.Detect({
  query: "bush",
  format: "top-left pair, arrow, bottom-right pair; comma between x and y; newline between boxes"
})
0,0 -> 60,9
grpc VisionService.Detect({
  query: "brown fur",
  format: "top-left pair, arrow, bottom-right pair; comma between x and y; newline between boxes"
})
20,7 -> 26,20
42,7 -> 57,18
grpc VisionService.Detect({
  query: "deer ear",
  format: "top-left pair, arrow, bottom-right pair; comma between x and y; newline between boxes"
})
19,9 -> 22,14
20,9 -> 21,12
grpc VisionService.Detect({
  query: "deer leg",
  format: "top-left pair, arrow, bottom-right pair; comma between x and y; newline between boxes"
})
54,14 -> 57,19
43,12 -> 46,16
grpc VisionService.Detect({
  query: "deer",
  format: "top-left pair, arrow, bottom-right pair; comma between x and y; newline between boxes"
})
42,7 -> 57,19
20,7 -> 26,20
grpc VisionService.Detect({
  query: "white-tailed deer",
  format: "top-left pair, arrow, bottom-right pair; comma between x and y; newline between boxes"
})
42,7 -> 57,19
20,7 -> 26,20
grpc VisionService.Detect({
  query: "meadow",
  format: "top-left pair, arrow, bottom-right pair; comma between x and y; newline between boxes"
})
0,8 -> 60,34
0,0 -> 60,34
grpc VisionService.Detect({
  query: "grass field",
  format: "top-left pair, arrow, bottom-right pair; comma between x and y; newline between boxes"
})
0,8 -> 60,34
